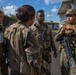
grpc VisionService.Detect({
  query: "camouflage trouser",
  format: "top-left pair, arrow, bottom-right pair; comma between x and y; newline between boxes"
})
10,71 -> 26,75
60,49 -> 70,75
0,45 -> 3,72
42,60 -> 51,75
30,66 -> 38,75
70,55 -> 76,75
60,49 -> 76,75
0,55 -> 8,75
41,51 -> 51,75
8,66 -> 26,75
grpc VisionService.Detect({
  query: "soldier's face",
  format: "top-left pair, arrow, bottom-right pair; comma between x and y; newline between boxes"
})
0,13 -> 4,24
36,12 -> 44,22
66,14 -> 76,24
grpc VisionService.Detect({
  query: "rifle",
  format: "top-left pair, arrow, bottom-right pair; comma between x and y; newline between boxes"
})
62,36 -> 72,68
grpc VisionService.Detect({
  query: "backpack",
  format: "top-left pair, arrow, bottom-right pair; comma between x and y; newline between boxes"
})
4,23 -> 30,75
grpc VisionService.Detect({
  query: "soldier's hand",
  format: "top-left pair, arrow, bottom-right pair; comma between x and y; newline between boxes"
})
66,25 -> 74,30
53,51 -> 57,58
60,25 -> 66,35
65,25 -> 74,35
60,25 -> 74,35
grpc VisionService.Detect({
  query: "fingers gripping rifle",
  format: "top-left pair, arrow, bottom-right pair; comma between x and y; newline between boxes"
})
62,36 -> 72,68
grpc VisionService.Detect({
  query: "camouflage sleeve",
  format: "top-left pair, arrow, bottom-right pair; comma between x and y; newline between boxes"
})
71,25 -> 76,35
50,29 -> 57,52
27,29 -> 39,49
55,32 -> 62,41
73,29 -> 76,35
54,28 -> 64,41
23,28 -> 39,66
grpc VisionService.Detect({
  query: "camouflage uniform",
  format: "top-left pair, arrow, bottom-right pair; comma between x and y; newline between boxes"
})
0,25 -> 4,74
0,9 -> 5,75
55,8 -> 76,75
31,21 -> 57,75
0,26 -> 4,59
0,25 -> 8,75
4,21 -> 39,75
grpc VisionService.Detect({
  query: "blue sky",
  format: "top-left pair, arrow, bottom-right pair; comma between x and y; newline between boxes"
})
0,0 -> 63,22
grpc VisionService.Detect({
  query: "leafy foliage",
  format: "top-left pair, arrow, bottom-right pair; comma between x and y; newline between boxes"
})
3,15 -> 17,27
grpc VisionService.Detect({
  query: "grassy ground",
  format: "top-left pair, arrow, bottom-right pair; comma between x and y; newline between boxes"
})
52,29 -> 59,33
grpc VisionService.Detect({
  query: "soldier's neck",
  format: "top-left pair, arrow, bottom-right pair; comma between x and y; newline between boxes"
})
38,21 -> 44,26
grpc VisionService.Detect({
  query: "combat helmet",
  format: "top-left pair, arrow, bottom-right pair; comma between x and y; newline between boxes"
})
65,8 -> 76,16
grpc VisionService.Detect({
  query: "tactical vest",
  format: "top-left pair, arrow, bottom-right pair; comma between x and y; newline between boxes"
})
60,24 -> 76,55
68,35 -> 76,55
66,24 -> 76,55
34,24 -> 51,49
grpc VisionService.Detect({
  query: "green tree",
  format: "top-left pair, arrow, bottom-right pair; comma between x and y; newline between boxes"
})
3,15 -> 17,27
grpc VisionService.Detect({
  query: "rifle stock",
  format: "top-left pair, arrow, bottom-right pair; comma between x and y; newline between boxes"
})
62,36 -> 72,68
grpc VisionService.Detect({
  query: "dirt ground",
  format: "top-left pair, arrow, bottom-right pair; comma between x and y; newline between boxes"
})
51,41 -> 61,75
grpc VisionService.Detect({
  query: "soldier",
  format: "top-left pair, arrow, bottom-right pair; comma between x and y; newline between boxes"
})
31,10 -> 57,75
4,5 -> 39,75
55,8 -> 76,75
0,8 -> 7,75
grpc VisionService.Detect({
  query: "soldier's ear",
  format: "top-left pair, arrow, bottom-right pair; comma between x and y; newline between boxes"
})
31,16 -> 34,21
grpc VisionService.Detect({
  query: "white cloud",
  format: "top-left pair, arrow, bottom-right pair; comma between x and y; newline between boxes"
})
44,0 -> 50,5
46,6 -> 58,18
46,12 -> 53,18
46,14 -> 51,18
51,6 -> 57,13
44,0 -> 62,5
35,0 -> 40,3
2,5 -> 18,16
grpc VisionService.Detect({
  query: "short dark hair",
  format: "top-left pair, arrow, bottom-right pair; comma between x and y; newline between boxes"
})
37,10 -> 44,13
16,4 -> 35,22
